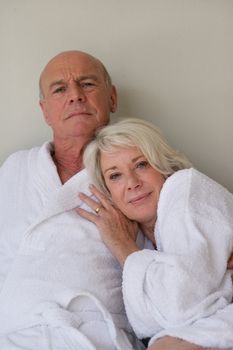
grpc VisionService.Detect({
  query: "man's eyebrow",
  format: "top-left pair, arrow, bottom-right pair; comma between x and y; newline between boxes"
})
49,80 -> 66,90
77,75 -> 99,82
49,75 -> 99,90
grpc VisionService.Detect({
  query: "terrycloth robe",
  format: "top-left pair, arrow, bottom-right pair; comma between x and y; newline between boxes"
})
123,168 -> 233,349
0,142 -> 145,350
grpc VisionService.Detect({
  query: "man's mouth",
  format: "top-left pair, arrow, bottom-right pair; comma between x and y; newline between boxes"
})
66,111 -> 92,119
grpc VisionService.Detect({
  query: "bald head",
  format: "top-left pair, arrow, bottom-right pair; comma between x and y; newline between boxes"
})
39,50 -> 112,99
39,50 -> 117,143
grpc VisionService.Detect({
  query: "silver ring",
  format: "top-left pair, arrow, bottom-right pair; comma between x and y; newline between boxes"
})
95,207 -> 101,214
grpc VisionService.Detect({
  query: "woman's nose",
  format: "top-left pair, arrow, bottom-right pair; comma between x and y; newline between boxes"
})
127,173 -> 141,190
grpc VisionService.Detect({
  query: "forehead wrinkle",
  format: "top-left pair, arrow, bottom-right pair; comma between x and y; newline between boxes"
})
48,74 -> 99,90
49,79 -> 66,89
45,68 -> 103,87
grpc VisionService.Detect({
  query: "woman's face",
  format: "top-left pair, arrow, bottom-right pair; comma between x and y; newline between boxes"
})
100,146 -> 165,230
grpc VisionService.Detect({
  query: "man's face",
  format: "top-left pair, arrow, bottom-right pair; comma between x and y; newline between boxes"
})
40,52 -> 117,142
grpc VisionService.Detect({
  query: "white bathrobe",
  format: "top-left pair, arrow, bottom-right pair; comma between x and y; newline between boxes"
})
0,142 -> 145,350
123,168 -> 233,349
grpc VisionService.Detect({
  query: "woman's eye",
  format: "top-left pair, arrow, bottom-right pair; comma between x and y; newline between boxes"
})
136,161 -> 148,169
109,173 -> 121,181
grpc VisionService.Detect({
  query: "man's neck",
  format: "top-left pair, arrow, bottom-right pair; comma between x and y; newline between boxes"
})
52,138 -> 88,184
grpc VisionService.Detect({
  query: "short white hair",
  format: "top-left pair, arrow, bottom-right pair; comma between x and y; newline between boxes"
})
84,118 -> 192,195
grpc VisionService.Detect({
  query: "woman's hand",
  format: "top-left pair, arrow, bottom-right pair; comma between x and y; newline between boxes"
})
227,254 -> 233,283
76,185 -> 140,266
227,253 -> 233,270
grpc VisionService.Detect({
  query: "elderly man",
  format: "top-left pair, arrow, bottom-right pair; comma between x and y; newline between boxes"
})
0,50 -> 143,350
0,50 -> 222,350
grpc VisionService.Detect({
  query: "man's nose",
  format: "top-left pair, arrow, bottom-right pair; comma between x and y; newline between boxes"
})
68,85 -> 86,103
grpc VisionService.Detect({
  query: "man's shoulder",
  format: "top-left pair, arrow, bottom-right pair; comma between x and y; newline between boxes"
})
3,146 -> 39,164
1,142 -> 51,171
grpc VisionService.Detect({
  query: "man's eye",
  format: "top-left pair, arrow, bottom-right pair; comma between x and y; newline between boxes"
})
80,82 -> 95,89
136,161 -> 148,169
109,173 -> 121,181
53,86 -> 66,94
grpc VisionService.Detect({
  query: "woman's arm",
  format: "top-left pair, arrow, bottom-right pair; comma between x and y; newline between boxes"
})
147,337 -> 206,350
78,182 -> 233,348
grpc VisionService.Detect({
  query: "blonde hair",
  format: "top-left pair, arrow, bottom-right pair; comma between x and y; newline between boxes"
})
84,118 -> 192,195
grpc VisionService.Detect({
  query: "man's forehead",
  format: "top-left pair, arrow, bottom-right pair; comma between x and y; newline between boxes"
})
41,57 -> 104,86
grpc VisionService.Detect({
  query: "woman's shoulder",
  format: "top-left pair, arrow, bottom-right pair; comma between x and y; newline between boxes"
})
163,167 -> 232,198
159,168 -> 193,205
159,168 -> 233,221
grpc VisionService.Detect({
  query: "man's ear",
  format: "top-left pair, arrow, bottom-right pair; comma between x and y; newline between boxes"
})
110,85 -> 117,113
39,99 -> 51,126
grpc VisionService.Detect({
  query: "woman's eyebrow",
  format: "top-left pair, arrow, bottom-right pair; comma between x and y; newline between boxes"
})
132,155 -> 144,162
103,156 -> 145,174
103,165 -> 117,175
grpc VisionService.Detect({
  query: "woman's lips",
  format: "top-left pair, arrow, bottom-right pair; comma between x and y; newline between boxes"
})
129,192 -> 152,204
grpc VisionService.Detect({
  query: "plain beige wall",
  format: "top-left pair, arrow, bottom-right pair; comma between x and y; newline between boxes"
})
0,0 -> 232,192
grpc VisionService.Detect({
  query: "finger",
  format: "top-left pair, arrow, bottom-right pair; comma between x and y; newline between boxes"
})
227,254 -> 233,269
78,192 -> 101,211
76,207 -> 99,224
89,185 -> 112,209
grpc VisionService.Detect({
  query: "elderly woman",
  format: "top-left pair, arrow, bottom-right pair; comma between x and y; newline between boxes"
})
77,118 -> 233,350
